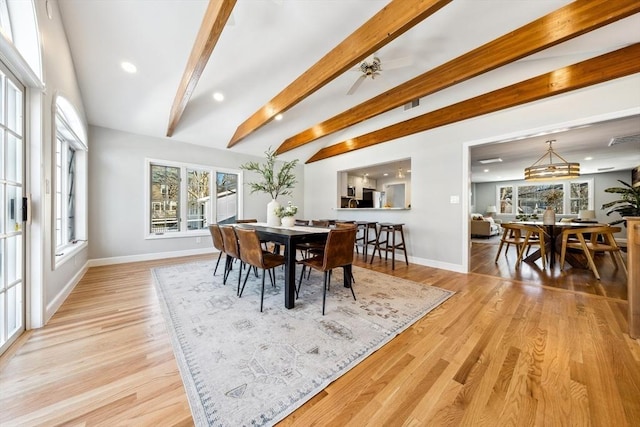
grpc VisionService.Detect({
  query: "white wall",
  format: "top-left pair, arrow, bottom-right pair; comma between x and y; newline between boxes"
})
88,126 -> 305,262
34,0 -> 89,320
303,75 -> 640,273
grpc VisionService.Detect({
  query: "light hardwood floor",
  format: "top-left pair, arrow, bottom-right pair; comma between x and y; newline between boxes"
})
1,245 -> 638,426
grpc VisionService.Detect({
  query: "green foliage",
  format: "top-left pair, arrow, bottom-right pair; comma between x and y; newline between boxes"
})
275,201 -> 298,218
601,180 -> 640,226
239,147 -> 299,200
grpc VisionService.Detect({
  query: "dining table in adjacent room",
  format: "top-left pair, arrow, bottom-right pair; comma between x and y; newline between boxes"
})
234,222 -> 333,309
519,220 -> 602,268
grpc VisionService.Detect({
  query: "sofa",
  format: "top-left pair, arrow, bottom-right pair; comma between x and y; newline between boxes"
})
470,214 -> 501,237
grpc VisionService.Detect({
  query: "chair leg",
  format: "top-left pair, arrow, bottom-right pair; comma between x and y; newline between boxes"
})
297,265 -> 305,299
260,270 -> 266,312
239,265 -> 251,297
237,261 -> 244,295
577,235 -> 600,280
214,252 -> 222,275
322,271 -> 329,315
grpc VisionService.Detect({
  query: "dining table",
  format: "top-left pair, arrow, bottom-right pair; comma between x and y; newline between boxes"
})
518,220 -> 602,268
233,222 -> 335,309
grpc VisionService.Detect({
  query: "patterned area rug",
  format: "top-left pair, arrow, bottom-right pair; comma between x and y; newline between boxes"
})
152,261 -> 454,426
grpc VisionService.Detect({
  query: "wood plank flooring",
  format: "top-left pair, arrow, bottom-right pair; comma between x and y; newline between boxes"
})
1,244 -> 638,426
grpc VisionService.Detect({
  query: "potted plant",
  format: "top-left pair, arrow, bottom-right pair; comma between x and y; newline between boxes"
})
601,180 -> 640,227
275,201 -> 298,227
240,147 -> 299,226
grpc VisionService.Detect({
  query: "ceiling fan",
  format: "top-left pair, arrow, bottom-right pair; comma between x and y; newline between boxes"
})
347,54 -> 412,95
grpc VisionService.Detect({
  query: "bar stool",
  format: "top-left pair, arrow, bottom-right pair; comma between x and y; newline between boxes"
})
369,223 -> 409,270
355,221 -> 377,260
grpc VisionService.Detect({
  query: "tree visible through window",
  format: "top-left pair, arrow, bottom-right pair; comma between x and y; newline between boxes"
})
148,161 -> 241,234
150,165 -> 180,232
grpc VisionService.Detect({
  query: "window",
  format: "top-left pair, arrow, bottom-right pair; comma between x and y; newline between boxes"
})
53,97 -> 87,264
147,160 -> 242,237
517,184 -> 564,215
496,179 -> 593,216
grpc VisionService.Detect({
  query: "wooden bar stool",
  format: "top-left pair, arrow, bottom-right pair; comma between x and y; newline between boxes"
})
369,223 -> 409,269
355,221 -> 377,260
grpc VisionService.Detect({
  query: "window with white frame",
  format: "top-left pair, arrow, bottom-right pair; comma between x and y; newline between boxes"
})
147,160 -> 242,236
497,179 -> 593,216
54,99 -> 87,260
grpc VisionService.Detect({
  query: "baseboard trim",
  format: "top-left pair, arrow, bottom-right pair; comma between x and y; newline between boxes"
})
87,247 -> 216,267
45,261 -> 89,323
408,255 -> 465,274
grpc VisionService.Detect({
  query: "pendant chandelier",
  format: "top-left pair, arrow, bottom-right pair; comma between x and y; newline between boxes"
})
524,140 -> 580,181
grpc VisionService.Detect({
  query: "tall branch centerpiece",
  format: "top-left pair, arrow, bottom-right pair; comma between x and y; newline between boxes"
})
240,147 -> 299,226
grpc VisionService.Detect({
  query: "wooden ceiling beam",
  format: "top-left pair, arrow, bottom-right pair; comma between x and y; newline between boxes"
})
226,0 -> 452,148
278,0 -> 640,154
306,43 -> 640,163
166,0 -> 236,137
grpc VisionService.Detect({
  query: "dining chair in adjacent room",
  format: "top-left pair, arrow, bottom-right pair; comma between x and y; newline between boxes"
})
494,223 -> 527,263
208,224 -> 226,276
559,225 -> 627,280
297,226 -> 357,315
235,228 -> 286,312
515,224 -> 547,270
220,225 -> 243,293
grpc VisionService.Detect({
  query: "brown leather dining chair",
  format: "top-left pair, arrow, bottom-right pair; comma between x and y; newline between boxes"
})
208,224 -> 226,276
559,225 -> 627,280
235,228 -> 286,312
219,225 -> 243,294
297,226 -> 357,315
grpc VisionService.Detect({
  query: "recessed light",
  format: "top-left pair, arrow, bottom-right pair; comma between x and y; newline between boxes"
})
383,173 -> 389,176
478,158 -> 502,164
584,156 -> 593,161
274,113 -> 283,121
484,169 -> 490,173
213,92 -> 224,102
121,61 -> 137,73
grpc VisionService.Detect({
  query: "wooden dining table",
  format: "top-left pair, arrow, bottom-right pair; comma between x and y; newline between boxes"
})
234,223 -> 332,309
518,220 -> 602,268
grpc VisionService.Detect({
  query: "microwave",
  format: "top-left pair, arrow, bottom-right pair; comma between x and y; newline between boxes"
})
347,186 -> 355,197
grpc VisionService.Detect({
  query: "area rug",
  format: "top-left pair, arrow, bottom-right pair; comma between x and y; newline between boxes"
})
152,261 -> 454,426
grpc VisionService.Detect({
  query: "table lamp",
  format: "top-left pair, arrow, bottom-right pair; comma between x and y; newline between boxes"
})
486,205 -> 497,217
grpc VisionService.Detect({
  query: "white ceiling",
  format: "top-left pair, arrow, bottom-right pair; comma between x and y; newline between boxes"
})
56,0 -> 640,170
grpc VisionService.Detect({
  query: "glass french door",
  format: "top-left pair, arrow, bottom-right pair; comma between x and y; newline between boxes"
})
0,61 -> 25,355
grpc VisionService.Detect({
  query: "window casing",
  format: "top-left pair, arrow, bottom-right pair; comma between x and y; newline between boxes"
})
146,159 -> 243,238
496,179 -> 593,216
53,100 -> 88,267
53,112 -> 87,264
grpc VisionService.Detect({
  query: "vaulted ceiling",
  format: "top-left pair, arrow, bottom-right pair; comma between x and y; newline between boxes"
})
57,0 -> 640,171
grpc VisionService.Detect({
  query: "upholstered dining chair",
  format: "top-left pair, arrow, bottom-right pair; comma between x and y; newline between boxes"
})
494,223 -> 527,263
559,225 -> 627,280
235,219 -> 258,223
208,224 -> 226,276
235,228 -> 286,312
515,224 -> 547,270
296,219 -> 331,260
297,226 -> 357,315
219,225 -> 243,293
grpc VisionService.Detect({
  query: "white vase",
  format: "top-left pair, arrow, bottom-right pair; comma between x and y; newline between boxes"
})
542,207 -> 556,225
266,199 -> 281,226
281,216 -> 295,227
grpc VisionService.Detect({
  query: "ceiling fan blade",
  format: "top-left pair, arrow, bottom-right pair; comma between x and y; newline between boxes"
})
347,75 -> 367,95
383,55 -> 413,70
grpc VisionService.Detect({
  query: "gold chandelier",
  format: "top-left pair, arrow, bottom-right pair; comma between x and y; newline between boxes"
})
524,140 -> 580,181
